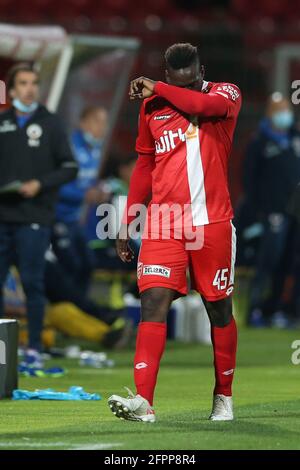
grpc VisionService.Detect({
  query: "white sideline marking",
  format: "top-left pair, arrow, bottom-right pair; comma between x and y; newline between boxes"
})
77,369 -> 114,375
0,442 -> 69,448
0,441 -> 123,450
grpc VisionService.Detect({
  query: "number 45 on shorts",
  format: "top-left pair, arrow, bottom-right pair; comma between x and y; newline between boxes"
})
213,268 -> 234,296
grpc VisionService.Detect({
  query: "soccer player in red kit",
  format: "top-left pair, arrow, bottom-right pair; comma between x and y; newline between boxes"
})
108,43 -> 242,422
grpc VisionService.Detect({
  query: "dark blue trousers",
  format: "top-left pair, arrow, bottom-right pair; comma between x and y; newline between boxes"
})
52,222 -> 95,296
249,214 -> 291,316
0,223 -> 50,351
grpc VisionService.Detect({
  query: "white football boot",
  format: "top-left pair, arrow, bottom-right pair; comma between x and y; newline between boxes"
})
209,394 -> 234,421
108,387 -> 156,423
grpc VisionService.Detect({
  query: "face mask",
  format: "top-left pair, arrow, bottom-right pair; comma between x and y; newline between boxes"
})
271,110 -> 294,130
83,131 -> 102,148
12,98 -> 38,114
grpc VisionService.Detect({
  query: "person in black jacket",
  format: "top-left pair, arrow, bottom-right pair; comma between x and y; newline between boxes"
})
243,92 -> 300,327
0,62 -> 78,365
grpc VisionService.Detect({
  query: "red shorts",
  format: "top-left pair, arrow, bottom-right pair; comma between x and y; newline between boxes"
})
137,220 -> 236,301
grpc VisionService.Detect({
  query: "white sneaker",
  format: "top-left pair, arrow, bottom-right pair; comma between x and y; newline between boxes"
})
108,387 -> 156,423
209,394 -> 234,421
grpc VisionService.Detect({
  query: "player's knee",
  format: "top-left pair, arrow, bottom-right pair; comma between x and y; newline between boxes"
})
140,288 -> 173,322
205,297 -> 233,328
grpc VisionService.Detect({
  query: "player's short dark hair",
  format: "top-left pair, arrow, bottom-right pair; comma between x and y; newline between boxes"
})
6,62 -> 39,91
165,43 -> 200,70
80,105 -> 107,121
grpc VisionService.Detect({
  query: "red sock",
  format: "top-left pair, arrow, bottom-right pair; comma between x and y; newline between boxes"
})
211,316 -> 237,396
134,322 -> 167,406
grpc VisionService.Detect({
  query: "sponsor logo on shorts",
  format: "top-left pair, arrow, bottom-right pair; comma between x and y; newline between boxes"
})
142,264 -> 171,278
135,362 -> 148,370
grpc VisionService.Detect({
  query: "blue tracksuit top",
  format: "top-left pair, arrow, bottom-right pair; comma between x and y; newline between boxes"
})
56,129 -> 102,223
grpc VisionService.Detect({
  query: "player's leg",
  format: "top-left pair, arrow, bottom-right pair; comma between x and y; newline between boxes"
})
108,237 -> 187,422
188,221 -> 237,420
133,287 -> 175,406
204,295 -> 237,400
108,287 -> 176,422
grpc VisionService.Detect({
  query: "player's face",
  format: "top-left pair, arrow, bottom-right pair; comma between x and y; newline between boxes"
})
10,71 -> 39,105
165,61 -> 204,91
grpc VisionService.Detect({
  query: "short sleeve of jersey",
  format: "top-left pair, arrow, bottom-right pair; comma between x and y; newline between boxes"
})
211,83 -> 242,119
135,101 -> 155,155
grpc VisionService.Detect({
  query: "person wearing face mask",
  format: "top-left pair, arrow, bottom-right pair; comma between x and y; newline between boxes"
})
0,62 -> 78,365
53,106 -> 109,295
243,92 -> 300,327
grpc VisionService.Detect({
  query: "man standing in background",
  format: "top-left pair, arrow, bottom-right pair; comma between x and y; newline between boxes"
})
244,93 -> 300,327
0,62 -> 78,366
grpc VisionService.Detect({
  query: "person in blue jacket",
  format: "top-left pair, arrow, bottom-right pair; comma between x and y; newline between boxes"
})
53,105 -> 109,295
243,92 -> 300,327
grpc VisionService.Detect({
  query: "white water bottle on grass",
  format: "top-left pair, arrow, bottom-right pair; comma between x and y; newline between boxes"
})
173,296 -> 211,344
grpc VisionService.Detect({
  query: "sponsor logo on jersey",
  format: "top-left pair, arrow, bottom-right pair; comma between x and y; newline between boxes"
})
155,128 -> 186,154
216,84 -> 240,101
142,264 -> 171,278
185,123 -> 198,140
154,114 -> 172,121
155,124 -> 199,154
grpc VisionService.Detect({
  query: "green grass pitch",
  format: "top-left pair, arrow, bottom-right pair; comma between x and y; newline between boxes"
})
0,328 -> 300,450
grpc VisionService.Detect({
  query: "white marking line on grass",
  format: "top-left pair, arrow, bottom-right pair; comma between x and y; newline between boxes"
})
0,442 -> 69,448
77,369 -> 115,375
72,443 -> 123,450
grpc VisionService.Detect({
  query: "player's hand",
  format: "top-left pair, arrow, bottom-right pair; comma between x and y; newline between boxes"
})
116,224 -> 135,263
19,179 -> 41,198
129,77 -> 157,100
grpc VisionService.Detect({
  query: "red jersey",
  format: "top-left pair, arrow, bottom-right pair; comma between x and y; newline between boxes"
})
135,80 -> 242,227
